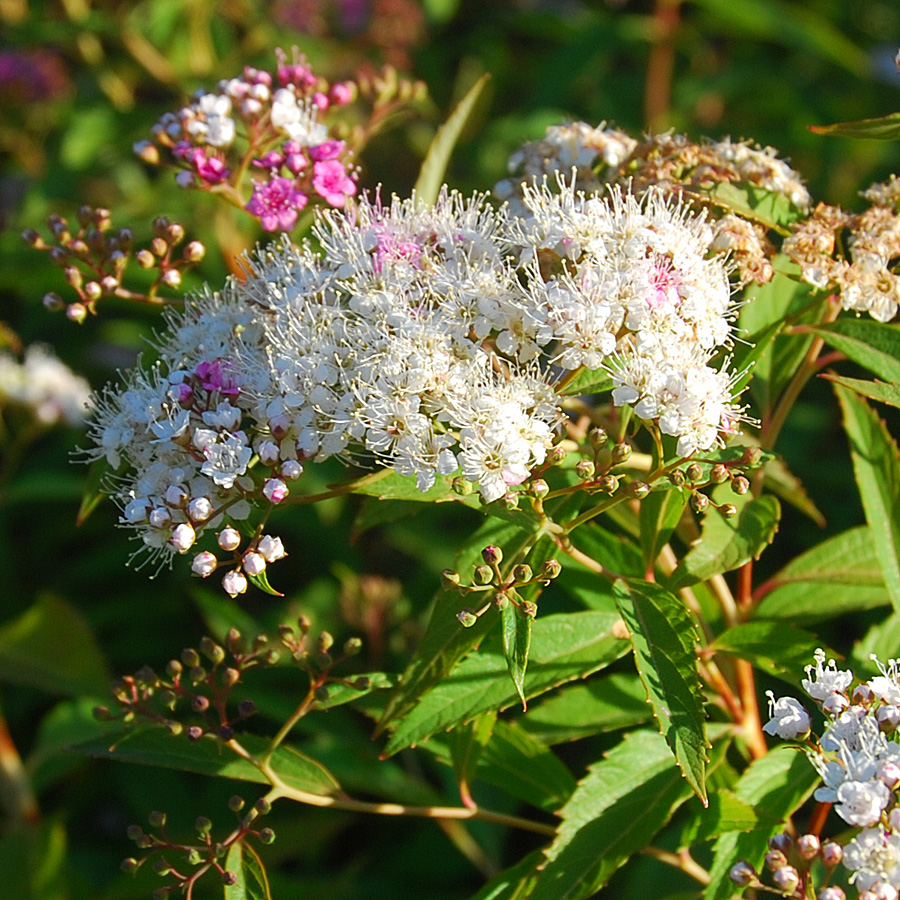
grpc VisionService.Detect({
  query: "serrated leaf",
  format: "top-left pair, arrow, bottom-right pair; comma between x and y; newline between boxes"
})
530,730 -> 692,900
711,622 -> 837,687
67,726 -> 341,797
823,373 -> 900,410
225,841 -> 272,900
756,525 -> 887,624
810,111 -> 900,140
414,73 -> 490,206
376,519 -> 538,734
678,790 -> 776,847
670,490 -> 780,589
76,456 -> 109,526
0,594 -> 110,697
811,319 -> 900,383
517,672 -> 651,744
502,601 -> 532,708
836,385 -> 900,614
614,579 -> 709,803
383,610 -> 630,755
704,748 -> 819,900
557,366 -> 613,397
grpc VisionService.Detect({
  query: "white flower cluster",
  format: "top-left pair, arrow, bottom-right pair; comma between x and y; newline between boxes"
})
0,344 -> 91,427
508,182 -> 744,456
766,650 -> 900,898
87,183 -> 747,593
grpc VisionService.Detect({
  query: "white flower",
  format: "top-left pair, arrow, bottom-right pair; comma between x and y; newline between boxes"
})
191,551 -> 218,577
834,779 -> 892,827
170,523 -> 196,553
763,692 -> 811,740
257,535 -> 286,563
242,551 -> 266,577
803,648 -> 854,701
843,826 -> 900,892
222,569 -> 248,597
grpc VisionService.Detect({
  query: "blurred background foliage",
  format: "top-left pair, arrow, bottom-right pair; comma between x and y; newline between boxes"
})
1,1 -> 899,898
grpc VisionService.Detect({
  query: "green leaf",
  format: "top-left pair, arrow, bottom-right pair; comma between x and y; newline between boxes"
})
246,568 -> 284,597
711,622 -> 836,687
376,519 -> 538,735
810,319 -> 900,383
413,73 -> 490,206
383,610 -> 631,755
704,748 -> 819,900
640,487 -> 687,576
810,111 -> 900,140
756,526 -> 887,624
76,456 -> 108,526
501,601 -> 532,708
530,730 -> 692,900
448,710 -> 496,807
557,366 -> 614,397
678,790 -> 776,847
614,579 -> 709,803
477,720 -> 576,812
702,182 -> 802,230
466,849 -> 543,900
669,490 -> 780,589
851,613 -> 900,676
836,385 -> 900,614
0,594 -> 110,697
517,672 -> 651,744
0,820 -> 67,900
225,841 -> 272,900
823,373 -> 900,410
67,726 -> 342,797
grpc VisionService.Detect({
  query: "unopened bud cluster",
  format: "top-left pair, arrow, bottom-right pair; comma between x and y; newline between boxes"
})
24,209 -> 203,320
730,831 -> 845,899
756,650 -> 900,898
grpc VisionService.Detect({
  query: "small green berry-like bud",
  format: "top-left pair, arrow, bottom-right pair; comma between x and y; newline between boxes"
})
521,600 -> 538,618
742,447 -> 762,466
183,240 -> 206,262
513,564 -> 533,583
195,816 -> 212,835
148,810 -> 166,828
151,237 -> 168,258
731,475 -> 750,495
611,443 -> 632,464
136,249 -> 155,268
313,684 -> 330,702
66,302 -> 88,323
669,469 -> 686,487
575,459 -> 595,480
222,667 -> 240,687
317,631 -> 334,653
440,568 -> 461,589
685,463 -> 702,483
189,665 -> 207,685
199,636 -> 226,665
474,564 -> 493,585
254,798 -> 272,816
494,594 -> 510,611
710,464 -> 728,484
217,725 -> 235,742
238,699 -> 256,718
228,795 -> 245,812
588,427 -> 608,448
728,861 -> 755,885
121,858 -> 140,874
690,492 -> 709,513
481,545 -> 503,566
719,503 -> 738,519
503,491 -> 519,510
191,695 -> 209,713
628,480 -> 650,499
457,609 -> 478,628
451,476 -> 473,495
222,871 -> 238,886
166,659 -> 183,679
597,474 -> 619,494
181,648 -> 200,668
258,827 -> 276,844
83,281 -> 102,301
530,478 -> 549,499
541,559 -> 562,580
151,859 -> 170,876
126,824 -> 144,842
343,637 -> 363,656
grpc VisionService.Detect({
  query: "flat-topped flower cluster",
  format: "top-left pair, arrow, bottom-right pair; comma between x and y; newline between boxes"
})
765,651 -> 900,898
87,180 -> 747,594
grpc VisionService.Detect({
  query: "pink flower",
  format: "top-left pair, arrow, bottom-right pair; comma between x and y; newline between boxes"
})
309,140 -> 344,162
195,359 -> 240,397
312,160 -> 357,208
246,176 -> 308,231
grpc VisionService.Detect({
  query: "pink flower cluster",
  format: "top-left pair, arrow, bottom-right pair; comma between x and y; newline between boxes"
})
137,49 -> 358,233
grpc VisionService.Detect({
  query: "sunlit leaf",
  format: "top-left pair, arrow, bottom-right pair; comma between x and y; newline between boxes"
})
810,111 -> 900,139
501,601 -> 532,708
811,319 -> 900,383
822,374 -> 900,411
225,841 -> 272,900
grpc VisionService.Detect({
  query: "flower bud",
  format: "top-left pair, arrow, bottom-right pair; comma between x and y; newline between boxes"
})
187,725 -> 204,741
719,503 -> 738,519
575,459 -> 595,480
798,833 -> 820,859
588,427 -> 608,448
257,440 -> 280,466
134,140 -> 160,164
853,683 -> 874,704
151,236 -> 168,257
83,281 -> 102,301
161,268 -> 181,288
43,292 -> 64,311
879,760 -> 900,788
474,564 -> 493,585
257,534 -> 286,563
191,695 -> 209,713
764,849 -> 788,871
183,240 -> 206,262
188,496 -> 213,522
217,527 -> 241,551
728,861 -> 755,885
819,888 -> 846,900
164,484 -> 187,507
628,480 -> 650,499
66,302 -> 88,323
228,795 -> 245,812
731,475 -> 750,494
148,507 -> 171,529
513,564 -> 533,584
136,249 -> 155,268
258,827 -> 276,844
690,492 -> 709,513
821,842 -> 843,867
772,866 -> 799,893
441,568 -> 461,588
685,463 -> 702,483
457,609 -> 477,628
877,704 -> 900,732
611,443 -> 632,464
530,478 -> 549,499
344,637 -> 363,656
242,551 -> 266,577
875,885 -> 899,900
822,693 -> 849,716
281,459 -> 303,480
64,266 -> 83,289
101,275 -> 118,294
222,569 -> 248,597
170,523 -> 196,553
669,469 -> 687,487
541,559 -> 562,580
121,857 -> 140,874
262,478 -> 289,504
481,545 -> 503,566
